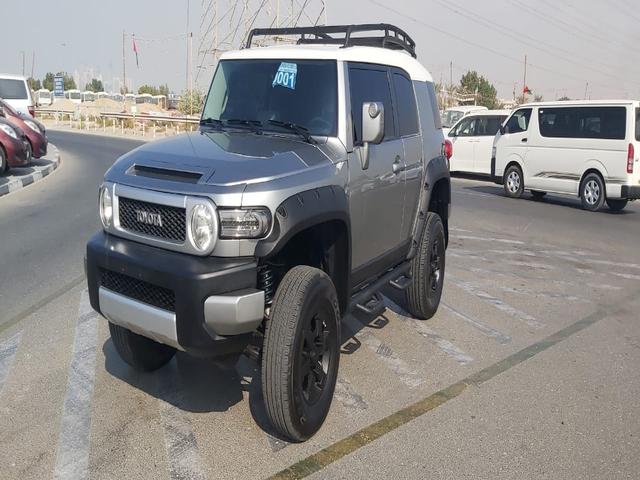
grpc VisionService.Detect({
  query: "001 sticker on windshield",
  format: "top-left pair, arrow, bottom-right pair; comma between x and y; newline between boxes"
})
272,62 -> 297,90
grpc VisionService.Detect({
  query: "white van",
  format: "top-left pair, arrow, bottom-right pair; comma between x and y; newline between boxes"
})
81,91 -> 96,102
447,109 -> 510,174
0,74 -> 35,117
65,89 -> 82,104
492,100 -> 640,211
35,88 -> 52,107
441,105 -> 488,134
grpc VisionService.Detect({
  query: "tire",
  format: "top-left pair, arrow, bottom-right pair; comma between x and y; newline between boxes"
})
262,265 -> 341,442
24,141 -> 33,164
606,198 -> 628,212
580,172 -> 605,211
503,164 -> 524,198
109,322 -> 176,371
0,146 -> 6,174
406,212 -> 446,320
531,190 -> 546,200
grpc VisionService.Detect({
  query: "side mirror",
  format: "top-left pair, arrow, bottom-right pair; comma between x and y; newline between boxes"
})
360,102 -> 384,170
498,124 -> 505,135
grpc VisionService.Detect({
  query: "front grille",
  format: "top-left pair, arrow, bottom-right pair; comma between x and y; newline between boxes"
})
100,269 -> 176,312
119,197 -> 186,242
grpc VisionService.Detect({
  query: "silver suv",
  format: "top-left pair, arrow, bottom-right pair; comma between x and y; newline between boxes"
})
86,24 -> 450,442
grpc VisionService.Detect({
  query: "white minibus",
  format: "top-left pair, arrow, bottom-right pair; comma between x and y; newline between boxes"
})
65,89 -> 82,104
492,100 -> 640,211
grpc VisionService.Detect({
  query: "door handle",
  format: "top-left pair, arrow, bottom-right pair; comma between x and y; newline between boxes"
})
521,138 -> 528,143
392,155 -> 403,174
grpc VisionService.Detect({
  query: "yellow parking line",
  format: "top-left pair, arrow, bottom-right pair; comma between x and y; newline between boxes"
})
268,289 -> 639,480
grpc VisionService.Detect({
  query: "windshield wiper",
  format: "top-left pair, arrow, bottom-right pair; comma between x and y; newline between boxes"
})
224,119 -> 263,135
199,117 -> 225,130
268,120 -> 317,144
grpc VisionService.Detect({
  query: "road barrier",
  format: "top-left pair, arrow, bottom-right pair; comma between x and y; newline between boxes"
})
35,109 -> 200,138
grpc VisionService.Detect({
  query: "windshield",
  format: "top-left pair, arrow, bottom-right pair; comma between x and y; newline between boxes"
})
0,79 -> 28,100
442,110 -> 464,128
202,59 -> 338,137
70,92 -> 81,99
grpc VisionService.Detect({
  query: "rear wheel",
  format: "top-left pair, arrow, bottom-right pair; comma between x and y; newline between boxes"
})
406,212 -> 446,320
109,322 -> 176,371
531,190 -> 546,200
262,266 -> 340,442
606,198 -> 628,212
503,164 -> 524,198
580,172 -> 605,211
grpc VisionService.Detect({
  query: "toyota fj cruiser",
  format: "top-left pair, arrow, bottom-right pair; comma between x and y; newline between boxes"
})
86,24 -> 450,442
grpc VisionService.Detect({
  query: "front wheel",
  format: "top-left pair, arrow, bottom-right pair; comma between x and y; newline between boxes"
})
109,322 -> 176,371
0,146 -> 6,174
406,212 -> 446,320
606,198 -> 628,212
262,266 -> 341,442
503,164 -> 524,198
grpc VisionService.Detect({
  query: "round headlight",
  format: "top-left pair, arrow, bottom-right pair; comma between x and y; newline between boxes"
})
189,204 -> 215,252
0,124 -> 17,139
99,186 -> 113,228
24,120 -> 40,133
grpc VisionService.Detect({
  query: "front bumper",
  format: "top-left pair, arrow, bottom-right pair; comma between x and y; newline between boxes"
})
621,185 -> 640,200
86,231 -> 264,357
4,135 -> 28,167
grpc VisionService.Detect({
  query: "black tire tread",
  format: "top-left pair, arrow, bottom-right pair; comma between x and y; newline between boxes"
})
262,265 -> 338,441
406,212 -> 445,320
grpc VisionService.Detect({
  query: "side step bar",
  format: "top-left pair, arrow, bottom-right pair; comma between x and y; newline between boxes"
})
349,262 -> 411,314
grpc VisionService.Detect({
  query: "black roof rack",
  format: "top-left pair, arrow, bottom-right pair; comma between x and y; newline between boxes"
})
245,24 -> 417,58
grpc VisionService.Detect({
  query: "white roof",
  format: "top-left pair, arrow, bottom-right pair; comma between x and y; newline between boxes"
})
464,109 -> 512,116
521,99 -> 639,108
221,45 -> 433,82
0,73 -> 27,80
445,105 -> 489,113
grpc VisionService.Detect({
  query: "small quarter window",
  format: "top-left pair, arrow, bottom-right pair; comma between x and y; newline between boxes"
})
504,108 -> 532,134
391,70 -> 419,136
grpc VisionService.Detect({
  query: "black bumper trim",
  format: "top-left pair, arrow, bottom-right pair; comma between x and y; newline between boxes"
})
86,231 -> 258,357
621,185 -> 640,199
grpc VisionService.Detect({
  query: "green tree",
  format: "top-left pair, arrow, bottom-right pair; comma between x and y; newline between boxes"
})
178,90 -> 204,115
85,78 -> 104,92
459,71 -> 498,109
42,72 -> 54,91
138,84 -> 159,95
27,77 -> 41,91
158,84 -> 170,97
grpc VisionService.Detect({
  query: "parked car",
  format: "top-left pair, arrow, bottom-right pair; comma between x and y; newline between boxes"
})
0,98 -> 47,159
85,24 -> 450,443
0,117 -> 30,173
447,109 -> 510,174
0,73 -> 35,117
441,105 -> 488,134
492,100 -> 640,211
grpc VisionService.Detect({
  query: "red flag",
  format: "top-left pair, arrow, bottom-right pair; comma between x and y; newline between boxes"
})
132,34 -> 139,68
522,85 -> 532,95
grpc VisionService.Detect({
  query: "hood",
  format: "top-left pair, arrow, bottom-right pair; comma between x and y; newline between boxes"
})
105,130 -> 337,194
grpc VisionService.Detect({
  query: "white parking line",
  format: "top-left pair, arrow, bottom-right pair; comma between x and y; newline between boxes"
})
610,272 -> 640,281
344,315 -> 424,388
452,234 -> 525,245
449,278 -> 545,329
442,302 -> 512,345
54,291 -> 99,480
383,298 -> 473,365
158,398 -> 207,480
497,285 -> 581,302
0,331 -> 23,396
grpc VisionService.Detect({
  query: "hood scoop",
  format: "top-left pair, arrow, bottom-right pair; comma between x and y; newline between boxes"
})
128,164 -> 206,184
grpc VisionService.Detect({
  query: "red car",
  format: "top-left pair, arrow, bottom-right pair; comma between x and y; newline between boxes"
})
0,117 -> 30,173
0,98 -> 47,158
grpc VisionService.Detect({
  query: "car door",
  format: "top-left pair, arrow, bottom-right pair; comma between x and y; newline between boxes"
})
473,115 -> 506,174
498,108 -> 532,180
448,116 -> 478,172
390,67 -> 422,243
347,64 -> 405,273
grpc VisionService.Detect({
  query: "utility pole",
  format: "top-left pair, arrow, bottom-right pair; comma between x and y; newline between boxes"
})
522,54 -> 527,104
20,51 -> 25,76
449,61 -> 453,88
584,81 -> 589,100
30,51 -> 35,79
122,30 -> 126,94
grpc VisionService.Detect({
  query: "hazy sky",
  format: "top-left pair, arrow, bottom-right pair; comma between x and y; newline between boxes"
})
2,0 -> 639,100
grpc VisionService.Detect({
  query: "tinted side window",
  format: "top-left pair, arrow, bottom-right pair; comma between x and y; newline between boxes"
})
454,117 -> 477,137
539,106 -> 626,140
392,71 -> 419,136
504,108 -> 532,134
349,66 -> 395,144
476,115 -> 506,136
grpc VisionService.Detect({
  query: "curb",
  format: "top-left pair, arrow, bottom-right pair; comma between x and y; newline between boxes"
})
0,144 -> 60,197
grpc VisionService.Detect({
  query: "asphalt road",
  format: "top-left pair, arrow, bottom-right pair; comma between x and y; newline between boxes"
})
1,130 -> 639,480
